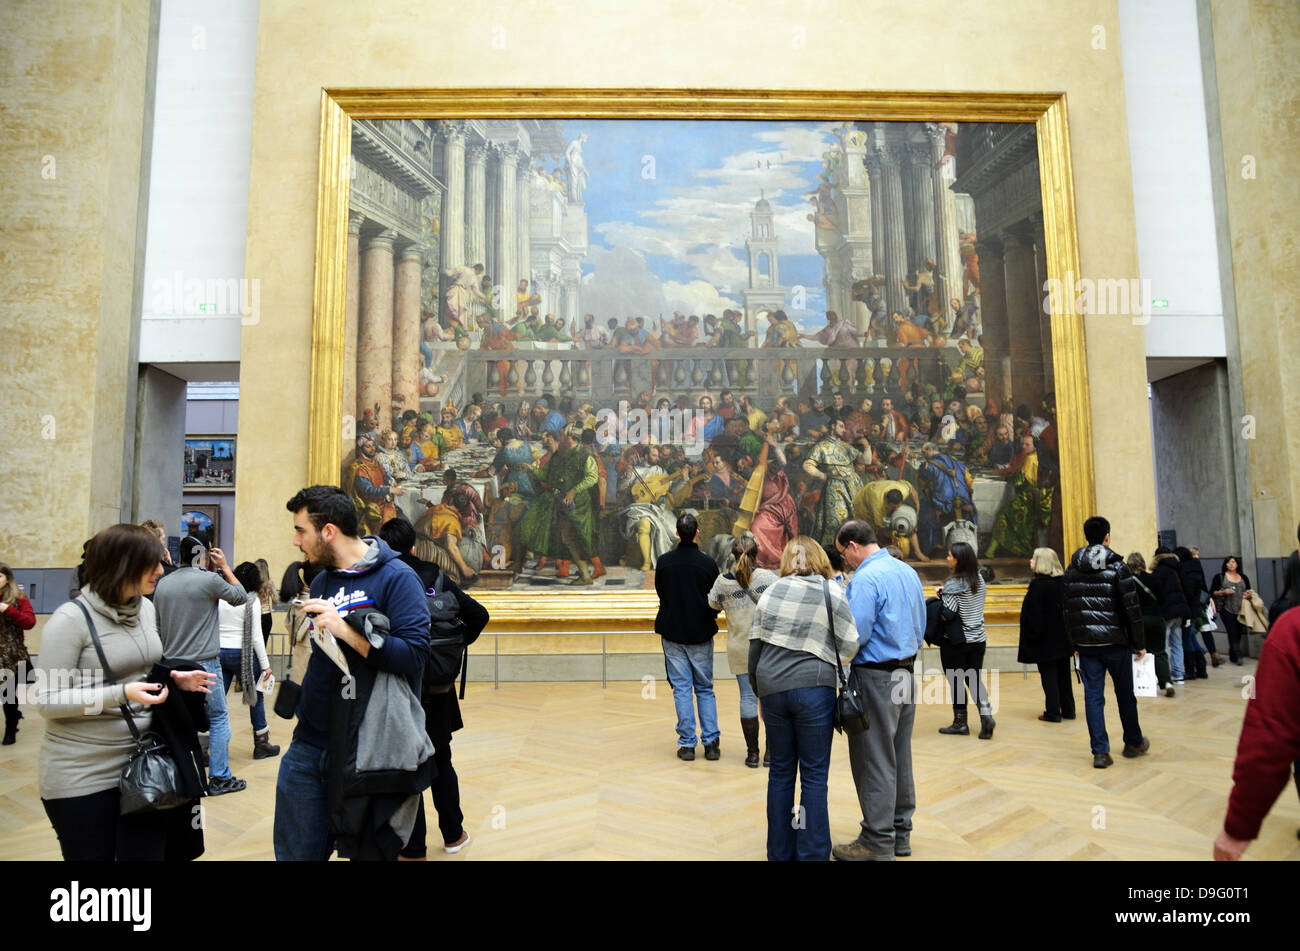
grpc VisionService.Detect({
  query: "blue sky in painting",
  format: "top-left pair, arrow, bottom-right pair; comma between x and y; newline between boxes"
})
561,118 -> 838,328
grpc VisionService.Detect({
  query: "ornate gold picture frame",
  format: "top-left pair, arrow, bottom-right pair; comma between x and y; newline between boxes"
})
308,88 -> 1093,624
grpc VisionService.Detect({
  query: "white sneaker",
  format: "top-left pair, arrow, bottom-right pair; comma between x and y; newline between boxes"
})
1171,679 -> 1185,685
444,831 -> 470,854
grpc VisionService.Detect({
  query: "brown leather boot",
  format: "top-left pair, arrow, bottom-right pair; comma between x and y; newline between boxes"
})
253,729 -> 281,759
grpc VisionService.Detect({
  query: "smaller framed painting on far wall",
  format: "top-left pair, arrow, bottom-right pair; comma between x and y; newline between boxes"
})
180,504 -> 220,550
184,436 -> 236,490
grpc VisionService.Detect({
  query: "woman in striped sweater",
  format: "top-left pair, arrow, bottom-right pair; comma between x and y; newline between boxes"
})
936,541 -> 993,739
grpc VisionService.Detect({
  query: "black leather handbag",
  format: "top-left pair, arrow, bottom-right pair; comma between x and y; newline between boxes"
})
822,580 -> 869,736
274,609 -> 309,719
74,600 -> 188,815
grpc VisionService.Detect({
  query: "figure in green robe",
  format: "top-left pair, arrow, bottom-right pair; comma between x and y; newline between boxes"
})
985,444 -> 1052,558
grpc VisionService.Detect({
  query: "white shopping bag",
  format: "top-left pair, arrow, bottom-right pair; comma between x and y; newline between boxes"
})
1132,653 -> 1158,698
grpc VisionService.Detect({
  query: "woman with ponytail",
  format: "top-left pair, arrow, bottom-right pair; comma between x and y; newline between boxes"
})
708,532 -> 779,767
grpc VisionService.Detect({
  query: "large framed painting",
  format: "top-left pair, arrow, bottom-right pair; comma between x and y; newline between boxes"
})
308,90 -> 1093,621
184,436 -> 236,490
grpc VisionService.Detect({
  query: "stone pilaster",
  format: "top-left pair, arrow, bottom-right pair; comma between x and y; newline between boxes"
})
437,121 -> 467,270
493,143 -> 519,317
864,151 -> 886,283
874,144 -> 908,319
357,230 -> 396,424
465,143 -> 488,268
976,238 -> 1008,403
907,142 -> 937,274
393,244 -> 424,419
927,123 -> 964,316
1003,228 -> 1043,408
344,213 -> 363,424
516,153 -> 532,297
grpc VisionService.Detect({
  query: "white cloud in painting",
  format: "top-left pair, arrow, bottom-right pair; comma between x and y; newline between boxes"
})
579,245 -> 670,319
590,122 -> 839,296
662,280 -> 742,318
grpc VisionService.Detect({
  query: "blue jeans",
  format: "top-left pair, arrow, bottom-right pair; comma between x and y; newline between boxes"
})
736,673 -> 758,719
1166,619 -> 1184,680
661,638 -> 719,747
199,656 -> 232,779
762,686 -> 835,861
1077,645 -> 1144,755
219,647 -> 267,732
273,741 -> 334,861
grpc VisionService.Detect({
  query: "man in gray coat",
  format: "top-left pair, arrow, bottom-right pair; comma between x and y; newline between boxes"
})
153,535 -> 249,795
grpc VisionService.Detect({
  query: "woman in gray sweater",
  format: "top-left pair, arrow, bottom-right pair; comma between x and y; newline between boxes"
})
36,524 -> 215,861
748,535 -> 859,861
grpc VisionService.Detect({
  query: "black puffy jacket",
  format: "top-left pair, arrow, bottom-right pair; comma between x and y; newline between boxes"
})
1063,544 -> 1143,649
1150,553 -> 1191,620
1179,558 -> 1209,613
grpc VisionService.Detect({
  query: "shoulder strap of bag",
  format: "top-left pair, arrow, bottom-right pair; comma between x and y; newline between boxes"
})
73,598 -> 144,743
1133,575 -> 1157,602
820,579 -> 849,689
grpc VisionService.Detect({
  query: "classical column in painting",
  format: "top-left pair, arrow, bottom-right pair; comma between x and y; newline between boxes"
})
437,121 -> 467,270
465,142 -> 488,270
345,213 -> 363,422
560,256 -> 582,333
927,123 -> 964,329
976,237 -> 1008,405
873,141 -> 908,320
393,244 -> 424,420
834,129 -> 873,328
1031,215 -> 1055,395
493,142 -> 518,318
516,152 -> 532,300
864,150 -> 886,285
357,230 -> 397,426
907,142 -> 937,280
1002,227 -> 1044,410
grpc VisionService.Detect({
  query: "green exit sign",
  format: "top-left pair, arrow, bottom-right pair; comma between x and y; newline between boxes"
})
1152,298 -> 1169,308
198,303 -> 215,312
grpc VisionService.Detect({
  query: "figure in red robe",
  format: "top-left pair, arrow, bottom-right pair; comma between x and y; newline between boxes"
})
751,461 -> 799,569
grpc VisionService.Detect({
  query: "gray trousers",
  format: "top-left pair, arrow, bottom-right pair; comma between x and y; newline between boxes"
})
845,665 -> 916,854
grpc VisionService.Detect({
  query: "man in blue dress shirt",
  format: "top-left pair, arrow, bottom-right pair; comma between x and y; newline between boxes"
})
832,519 -> 927,861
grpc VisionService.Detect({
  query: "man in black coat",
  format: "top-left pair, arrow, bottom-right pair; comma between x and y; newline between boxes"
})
1062,516 -> 1149,769
379,517 -> 489,856
653,513 -> 721,761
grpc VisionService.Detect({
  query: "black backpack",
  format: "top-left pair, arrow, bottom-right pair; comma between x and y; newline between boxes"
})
422,573 -> 469,701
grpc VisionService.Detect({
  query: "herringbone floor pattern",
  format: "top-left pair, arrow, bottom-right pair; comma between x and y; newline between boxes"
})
2,658 -> 1296,860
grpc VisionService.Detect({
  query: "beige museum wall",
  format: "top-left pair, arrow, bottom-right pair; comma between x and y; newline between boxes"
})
237,0 -> 1156,577
1209,0 -> 1300,558
1,0 -> 155,567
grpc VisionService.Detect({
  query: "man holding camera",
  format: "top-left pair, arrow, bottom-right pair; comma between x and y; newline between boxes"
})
153,536 -> 249,796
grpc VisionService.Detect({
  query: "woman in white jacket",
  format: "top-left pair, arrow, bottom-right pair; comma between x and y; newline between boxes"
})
708,534 -> 779,768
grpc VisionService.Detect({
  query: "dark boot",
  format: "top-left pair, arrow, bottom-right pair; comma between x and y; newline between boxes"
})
2,705 -> 18,746
939,705 -> 969,735
253,729 -> 281,760
978,703 -> 996,740
740,717 -> 760,768
762,746 -> 770,767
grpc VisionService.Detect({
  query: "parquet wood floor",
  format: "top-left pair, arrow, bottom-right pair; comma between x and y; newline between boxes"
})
2,658 -> 1296,860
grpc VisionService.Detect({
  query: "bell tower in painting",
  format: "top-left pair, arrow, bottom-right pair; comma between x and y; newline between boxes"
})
742,191 -> 786,334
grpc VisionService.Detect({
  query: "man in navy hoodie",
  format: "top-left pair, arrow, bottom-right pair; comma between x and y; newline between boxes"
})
274,485 -> 430,861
